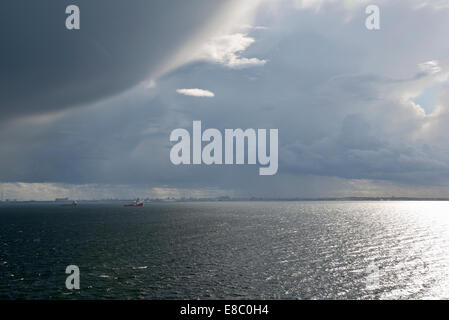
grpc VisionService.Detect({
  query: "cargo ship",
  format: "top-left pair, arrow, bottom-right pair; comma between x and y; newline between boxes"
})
124,199 -> 144,207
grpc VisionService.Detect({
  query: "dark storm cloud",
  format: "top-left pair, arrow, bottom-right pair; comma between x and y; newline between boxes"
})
0,0 -> 236,121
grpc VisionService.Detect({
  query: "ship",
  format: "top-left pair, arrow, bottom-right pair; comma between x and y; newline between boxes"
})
124,199 -> 144,207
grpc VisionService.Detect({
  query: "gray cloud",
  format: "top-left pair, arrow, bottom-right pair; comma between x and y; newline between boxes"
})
0,0 -> 254,121
3,0 -> 449,199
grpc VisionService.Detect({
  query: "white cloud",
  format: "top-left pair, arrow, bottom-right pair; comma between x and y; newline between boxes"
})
416,0 -> 449,10
293,0 -> 370,11
240,24 -> 269,30
176,88 -> 215,97
293,0 -> 331,10
151,0 -> 263,78
197,33 -> 267,68
418,60 -> 443,75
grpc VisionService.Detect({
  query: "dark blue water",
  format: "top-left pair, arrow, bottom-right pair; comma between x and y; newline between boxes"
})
1,201 -> 449,299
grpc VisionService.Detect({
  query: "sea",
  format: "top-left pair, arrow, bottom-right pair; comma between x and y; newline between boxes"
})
1,201 -> 449,300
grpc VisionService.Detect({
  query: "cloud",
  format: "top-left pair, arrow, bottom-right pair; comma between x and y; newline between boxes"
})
176,88 -> 215,97
240,24 -> 269,30
5,0 -> 449,199
416,0 -> 449,10
293,0 -> 370,11
0,0 -> 261,122
293,0 -> 333,10
418,60 -> 443,75
196,33 -> 267,68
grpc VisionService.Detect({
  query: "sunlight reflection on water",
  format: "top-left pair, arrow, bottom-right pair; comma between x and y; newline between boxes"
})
1,201 -> 449,299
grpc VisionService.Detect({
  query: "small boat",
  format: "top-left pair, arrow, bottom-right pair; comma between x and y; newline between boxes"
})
124,199 -> 144,207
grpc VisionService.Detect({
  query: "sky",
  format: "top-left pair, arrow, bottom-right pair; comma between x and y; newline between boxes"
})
2,0 -> 449,200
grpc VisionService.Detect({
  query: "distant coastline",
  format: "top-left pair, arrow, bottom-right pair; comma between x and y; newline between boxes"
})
2,196 -> 449,204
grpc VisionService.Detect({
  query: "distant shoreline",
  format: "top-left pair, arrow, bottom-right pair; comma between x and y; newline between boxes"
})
2,197 -> 449,204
